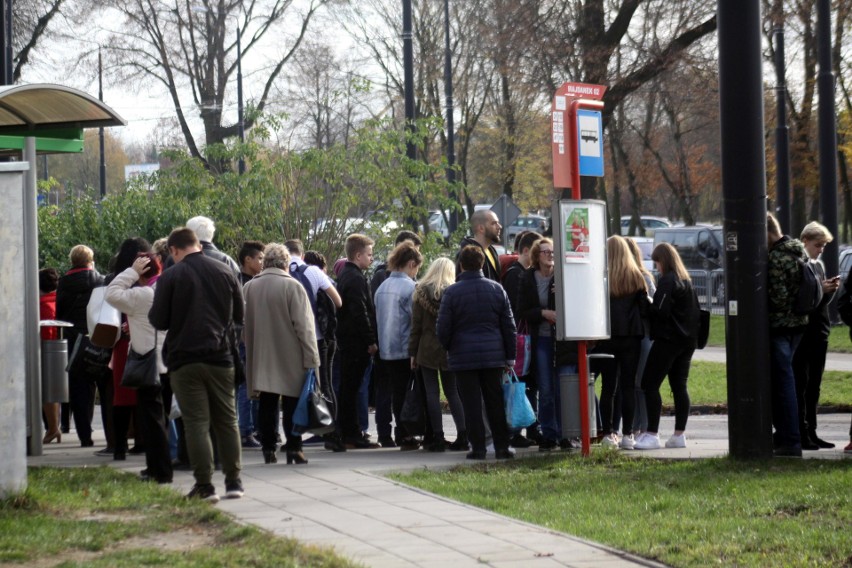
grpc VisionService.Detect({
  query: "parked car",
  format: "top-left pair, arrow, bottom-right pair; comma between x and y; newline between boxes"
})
505,214 -> 549,247
839,248 -> 852,287
626,236 -> 655,272
620,215 -> 672,236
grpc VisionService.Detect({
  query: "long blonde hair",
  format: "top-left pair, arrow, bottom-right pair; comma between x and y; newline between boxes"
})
652,242 -> 691,282
624,236 -> 654,282
607,236 -> 648,297
416,257 -> 456,301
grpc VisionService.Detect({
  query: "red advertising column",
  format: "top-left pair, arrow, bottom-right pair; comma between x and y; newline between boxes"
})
551,81 -> 606,457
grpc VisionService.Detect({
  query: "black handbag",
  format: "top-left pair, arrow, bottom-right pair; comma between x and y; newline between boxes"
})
307,383 -> 335,435
696,309 -> 711,350
120,334 -> 160,389
399,371 -> 426,436
66,333 -> 112,377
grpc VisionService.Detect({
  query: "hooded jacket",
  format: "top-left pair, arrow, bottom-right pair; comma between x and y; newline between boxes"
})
56,267 -> 104,331
768,236 -> 809,332
456,236 -> 501,282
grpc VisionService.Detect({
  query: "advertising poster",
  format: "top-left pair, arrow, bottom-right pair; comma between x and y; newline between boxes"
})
564,206 -> 590,262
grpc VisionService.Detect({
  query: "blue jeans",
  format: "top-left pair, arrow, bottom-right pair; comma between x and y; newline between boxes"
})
535,336 -> 562,441
770,333 -> 802,449
236,381 -> 258,437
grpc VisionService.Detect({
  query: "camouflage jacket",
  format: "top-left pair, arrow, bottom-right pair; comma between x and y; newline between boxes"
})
768,236 -> 808,331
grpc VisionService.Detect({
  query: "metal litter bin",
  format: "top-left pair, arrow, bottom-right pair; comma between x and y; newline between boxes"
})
559,353 -> 613,439
40,320 -> 73,404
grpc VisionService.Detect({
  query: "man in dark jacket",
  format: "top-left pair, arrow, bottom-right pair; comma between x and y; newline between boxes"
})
767,213 -> 807,458
335,233 -> 378,448
457,210 -> 502,281
149,227 -> 245,502
187,215 -> 241,279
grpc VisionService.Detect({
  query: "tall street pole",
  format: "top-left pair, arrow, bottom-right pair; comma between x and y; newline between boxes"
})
443,0 -> 459,234
718,0 -> 773,459
0,0 -> 10,84
236,18 -> 245,175
402,0 -> 415,162
98,48 -> 107,198
773,26 -> 792,235
817,0 -> 838,279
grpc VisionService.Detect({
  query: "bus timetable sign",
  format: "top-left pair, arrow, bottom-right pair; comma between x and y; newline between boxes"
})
551,82 -> 607,189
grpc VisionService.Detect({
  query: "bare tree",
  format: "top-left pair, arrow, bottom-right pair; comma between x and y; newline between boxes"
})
96,0 -> 331,169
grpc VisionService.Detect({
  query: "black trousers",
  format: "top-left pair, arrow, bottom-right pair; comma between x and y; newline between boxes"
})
456,368 -> 509,453
383,359 -> 414,440
598,336 -> 641,435
338,347 -> 371,439
792,333 -> 828,435
113,405 -> 133,456
642,337 -> 695,433
137,382 -> 173,481
258,392 -> 300,452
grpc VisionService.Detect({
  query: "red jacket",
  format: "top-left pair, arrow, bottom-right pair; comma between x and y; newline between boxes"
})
40,291 -> 58,340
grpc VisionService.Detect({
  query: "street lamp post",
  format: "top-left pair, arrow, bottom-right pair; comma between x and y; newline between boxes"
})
443,0 -> 459,234
98,48 -> 106,198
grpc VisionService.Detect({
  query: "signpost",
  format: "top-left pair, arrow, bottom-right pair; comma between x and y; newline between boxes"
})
490,194 -> 521,248
550,81 -> 607,457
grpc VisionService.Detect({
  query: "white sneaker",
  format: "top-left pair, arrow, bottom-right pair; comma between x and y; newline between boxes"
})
665,434 -> 687,448
619,434 -> 635,450
600,433 -> 619,448
634,432 -> 661,450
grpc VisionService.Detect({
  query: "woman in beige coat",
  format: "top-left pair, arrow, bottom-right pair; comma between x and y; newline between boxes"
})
243,243 -> 320,465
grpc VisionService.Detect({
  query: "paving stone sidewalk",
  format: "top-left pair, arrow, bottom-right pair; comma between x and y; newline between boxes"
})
27,413 -> 851,567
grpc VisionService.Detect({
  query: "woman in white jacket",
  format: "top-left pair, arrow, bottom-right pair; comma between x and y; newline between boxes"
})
105,253 -> 172,484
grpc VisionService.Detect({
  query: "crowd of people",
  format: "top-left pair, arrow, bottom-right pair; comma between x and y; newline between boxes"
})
38,210 -> 852,502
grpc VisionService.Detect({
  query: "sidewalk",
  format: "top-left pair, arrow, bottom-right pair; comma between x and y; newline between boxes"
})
27,413 -> 851,567
693,346 -> 852,372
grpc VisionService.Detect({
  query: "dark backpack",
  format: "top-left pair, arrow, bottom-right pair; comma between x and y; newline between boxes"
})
291,263 -> 319,329
788,254 -> 823,316
315,287 -> 337,339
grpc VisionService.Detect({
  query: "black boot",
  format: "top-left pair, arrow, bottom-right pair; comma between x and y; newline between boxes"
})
448,431 -> 468,451
809,430 -> 835,449
800,427 -> 819,450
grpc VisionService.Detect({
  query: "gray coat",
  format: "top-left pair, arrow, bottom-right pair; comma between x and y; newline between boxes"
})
243,268 -> 320,398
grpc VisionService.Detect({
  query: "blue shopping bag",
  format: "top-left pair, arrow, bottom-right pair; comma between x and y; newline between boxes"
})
502,370 -> 536,430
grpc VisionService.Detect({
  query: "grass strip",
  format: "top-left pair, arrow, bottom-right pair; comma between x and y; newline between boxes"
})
707,315 -> 852,353
1,466 -> 359,567
395,453 -> 852,567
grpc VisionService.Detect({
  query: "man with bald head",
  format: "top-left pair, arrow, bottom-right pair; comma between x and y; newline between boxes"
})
456,210 -> 502,282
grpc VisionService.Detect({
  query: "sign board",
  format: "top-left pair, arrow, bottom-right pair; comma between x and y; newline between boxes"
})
553,199 -> 610,340
491,194 -> 521,247
577,110 -> 604,177
551,82 -> 607,189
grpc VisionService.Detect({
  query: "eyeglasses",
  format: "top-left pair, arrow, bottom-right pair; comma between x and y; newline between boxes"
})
540,250 -> 554,256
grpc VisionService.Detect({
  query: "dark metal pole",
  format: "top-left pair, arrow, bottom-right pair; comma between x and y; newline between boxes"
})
98,48 -> 106,199
817,0 -> 838,279
402,0 -> 416,162
1,0 -> 11,84
773,26 -> 792,235
718,0 -> 773,459
443,0 -> 459,234
236,19 -> 245,175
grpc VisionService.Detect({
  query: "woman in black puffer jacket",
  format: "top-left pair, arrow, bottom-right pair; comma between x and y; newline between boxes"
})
634,242 -> 700,451
437,246 -> 516,460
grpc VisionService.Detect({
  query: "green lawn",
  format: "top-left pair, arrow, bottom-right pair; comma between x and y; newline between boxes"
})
595,360 -> 851,410
1,467 -> 358,567
707,315 -> 852,353
395,453 -> 852,567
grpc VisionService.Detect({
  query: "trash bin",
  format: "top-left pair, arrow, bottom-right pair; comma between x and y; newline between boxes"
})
41,339 -> 69,404
40,320 -> 73,404
559,353 -> 612,439
559,372 -> 596,439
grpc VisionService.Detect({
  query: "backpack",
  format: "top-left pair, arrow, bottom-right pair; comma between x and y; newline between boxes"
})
788,254 -> 823,316
315,287 -> 337,339
291,263 -> 319,329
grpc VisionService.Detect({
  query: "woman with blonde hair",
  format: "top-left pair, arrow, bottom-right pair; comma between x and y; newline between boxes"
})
596,236 -> 650,449
409,257 -> 467,451
635,242 -> 700,450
